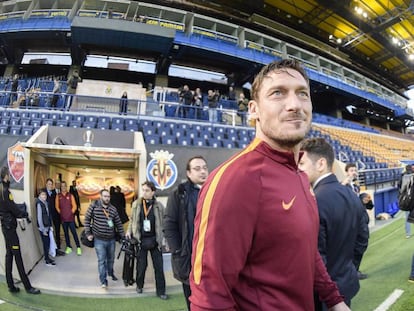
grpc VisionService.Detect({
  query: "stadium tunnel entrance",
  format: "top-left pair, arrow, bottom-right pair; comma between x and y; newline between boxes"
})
2,125 -> 147,275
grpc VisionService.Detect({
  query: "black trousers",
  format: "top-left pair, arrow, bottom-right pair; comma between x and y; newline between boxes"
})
136,247 -> 166,295
2,227 -> 32,290
39,230 -> 51,262
52,216 -> 62,250
74,207 -> 82,227
183,283 -> 191,311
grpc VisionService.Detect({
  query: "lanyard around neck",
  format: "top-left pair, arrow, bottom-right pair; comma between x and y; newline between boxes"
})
142,200 -> 153,218
102,207 -> 110,219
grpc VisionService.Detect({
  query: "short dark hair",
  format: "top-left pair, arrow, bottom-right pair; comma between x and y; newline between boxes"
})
251,59 -> 309,101
100,189 -> 110,195
345,163 -> 357,172
46,178 -> 53,184
300,138 -> 335,170
186,156 -> 207,171
142,181 -> 156,192
38,188 -> 47,196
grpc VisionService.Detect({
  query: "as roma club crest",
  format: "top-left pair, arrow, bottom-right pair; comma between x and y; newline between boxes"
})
7,142 -> 24,183
146,150 -> 178,190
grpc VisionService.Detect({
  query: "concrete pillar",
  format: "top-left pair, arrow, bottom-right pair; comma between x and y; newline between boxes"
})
155,75 -> 168,87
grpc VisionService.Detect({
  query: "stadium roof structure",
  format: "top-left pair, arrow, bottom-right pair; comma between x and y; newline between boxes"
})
181,0 -> 414,94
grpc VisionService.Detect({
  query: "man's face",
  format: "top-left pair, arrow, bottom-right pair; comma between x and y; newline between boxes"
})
101,190 -> 111,205
298,152 -> 320,185
249,68 -> 312,150
187,158 -> 209,186
362,195 -> 371,204
142,184 -> 155,200
346,167 -> 358,180
46,180 -> 53,190
55,181 -> 61,190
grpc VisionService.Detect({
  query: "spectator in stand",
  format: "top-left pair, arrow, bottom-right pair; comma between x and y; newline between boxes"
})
207,89 -> 219,123
9,74 -> 19,106
66,70 -> 81,111
237,92 -> 249,126
227,86 -> 236,100
50,77 -> 61,109
119,91 -> 128,115
193,87 -> 203,120
179,85 -> 193,119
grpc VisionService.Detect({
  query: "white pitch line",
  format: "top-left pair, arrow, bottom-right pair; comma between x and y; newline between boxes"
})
0,299 -> 5,304
373,289 -> 404,311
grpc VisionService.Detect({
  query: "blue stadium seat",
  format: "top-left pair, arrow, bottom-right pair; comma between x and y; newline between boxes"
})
41,119 -> 54,126
22,126 -> 34,136
174,129 -> 186,138
85,115 -> 97,123
56,119 -> 69,127
158,128 -> 171,137
0,125 -> 8,134
9,110 -> 19,118
83,121 -> 97,129
142,126 -> 157,136
31,119 -> 41,127
0,117 -> 9,125
20,111 -> 30,119
10,125 -> 22,135
125,124 -> 139,132
29,112 -> 39,119
192,137 -> 206,147
111,122 -> 124,131
97,123 -> 110,130
49,112 -> 60,120
20,118 -> 31,127
112,117 -> 124,125
222,140 -> 236,149
69,120 -> 82,128
177,137 -> 190,146
161,136 -> 176,145
74,115 -> 85,122
39,112 -> 49,119
145,134 -> 160,144
209,139 -> 222,148
98,116 -> 110,124
61,114 -> 73,121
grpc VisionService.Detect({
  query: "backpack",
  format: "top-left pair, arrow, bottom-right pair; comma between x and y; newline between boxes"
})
398,173 -> 414,211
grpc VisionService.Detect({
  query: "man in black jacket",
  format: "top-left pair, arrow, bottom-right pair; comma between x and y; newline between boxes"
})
0,166 -> 40,294
299,138 -> 369,309
164,156 -> 209,310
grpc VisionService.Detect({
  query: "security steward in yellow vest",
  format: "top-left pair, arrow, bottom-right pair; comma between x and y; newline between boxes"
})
0,166 -> 40,294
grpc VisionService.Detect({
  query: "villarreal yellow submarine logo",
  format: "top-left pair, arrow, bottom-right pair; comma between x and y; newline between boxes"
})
146,150 -> 178,190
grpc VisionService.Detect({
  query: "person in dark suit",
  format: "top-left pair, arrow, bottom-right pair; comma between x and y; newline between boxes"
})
69,180 -> 83,228
299,138 -> 369,309
45,178 -> 65,256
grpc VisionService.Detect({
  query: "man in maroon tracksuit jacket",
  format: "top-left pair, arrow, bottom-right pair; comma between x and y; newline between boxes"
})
190,59 -> 350,311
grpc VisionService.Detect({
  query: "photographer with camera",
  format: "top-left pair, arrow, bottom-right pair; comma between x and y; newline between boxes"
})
126,181 -> 167,300
0,166 -> 40,294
